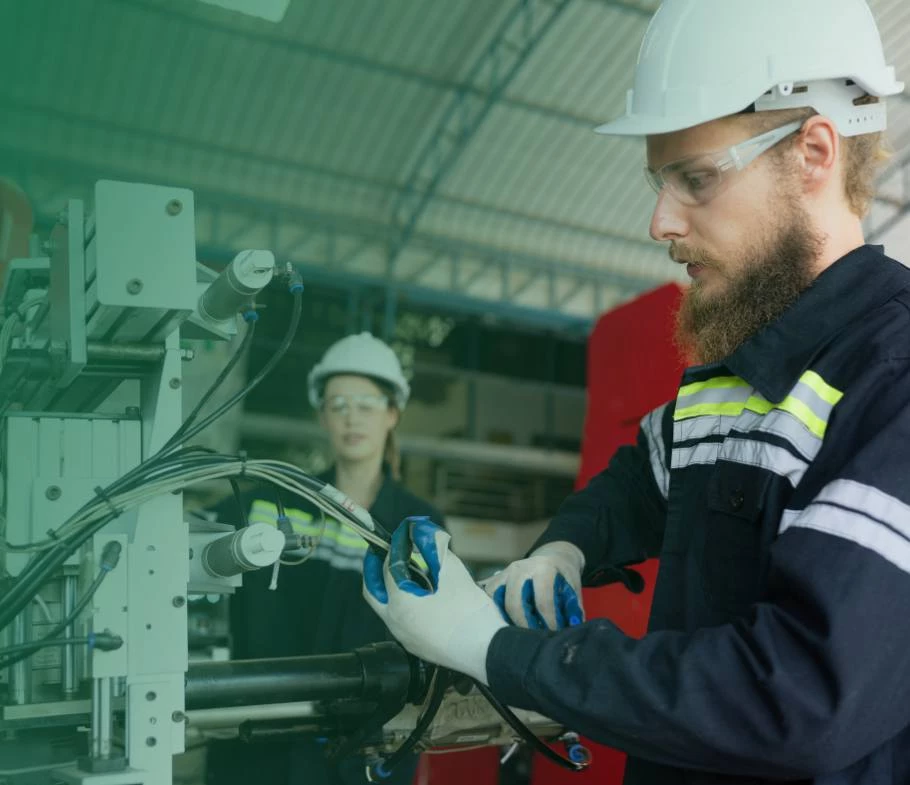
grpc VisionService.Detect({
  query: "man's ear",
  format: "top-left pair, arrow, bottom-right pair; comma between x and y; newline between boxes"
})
794,115 -> 840,196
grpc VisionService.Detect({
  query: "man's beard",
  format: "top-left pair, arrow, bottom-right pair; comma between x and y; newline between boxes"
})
674,198 -> 824,366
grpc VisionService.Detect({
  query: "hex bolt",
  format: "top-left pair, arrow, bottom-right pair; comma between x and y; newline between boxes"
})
166,199 -> 183,216
146,737 -> 157,747
172,596 -> 186,608
168,377 -> 181,390
146,691 -> 157,701
172,711 -> 186,723
45,486 -> 62,501
126,279 -> 143,295
41,239 -> 56,255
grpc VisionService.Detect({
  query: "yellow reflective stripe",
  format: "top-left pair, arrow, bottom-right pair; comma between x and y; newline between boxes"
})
678,376 -> 750,398
333,524 -> 369,549
772,395 -> 826,439
742,394 -> 824,439
800,370 -> 844,407
674,401 -> 751,420
249,501 -> 315,535
250,500 -> 315,523
743,396 -> 774,415
246,498 -> 431,566
675,374 -> 839,438
677,395 -> 827,439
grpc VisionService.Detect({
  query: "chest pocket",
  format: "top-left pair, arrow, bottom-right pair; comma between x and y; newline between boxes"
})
702,465 -> 772,615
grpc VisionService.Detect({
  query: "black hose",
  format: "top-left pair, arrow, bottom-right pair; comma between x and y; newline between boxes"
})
475,682 -> 586,771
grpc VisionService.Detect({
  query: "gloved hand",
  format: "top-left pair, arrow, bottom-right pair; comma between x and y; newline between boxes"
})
480,541 -> 586,630
363,518 -> 507,685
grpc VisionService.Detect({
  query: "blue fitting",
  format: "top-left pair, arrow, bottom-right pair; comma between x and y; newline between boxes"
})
567,743 -> 591,765
242,309 -> 259,322
369,761 -> 392,781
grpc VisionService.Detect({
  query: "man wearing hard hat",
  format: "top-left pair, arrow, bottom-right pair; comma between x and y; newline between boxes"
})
363,2 -> 910,783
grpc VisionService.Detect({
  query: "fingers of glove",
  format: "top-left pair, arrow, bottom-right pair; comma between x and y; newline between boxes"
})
388,517 -> 419,592
554,574 -> 584,627
520,579 -> 548,629
479,569 -> 507,598
491,585 -> 511,623
481,557 -> 532,596
552,577 -> 567,629
389,517 -> 448,596
409,517 -> 448,587
363,546 -> 388,605
504,567 -> 553,629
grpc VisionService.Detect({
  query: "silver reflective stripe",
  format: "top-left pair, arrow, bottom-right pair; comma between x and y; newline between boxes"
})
735,409 -> 823,463
722,438 -> 809,485
674,371 -> 842,441
672,437 -> 809,485
779,480 -> 910,574
674,410 -> 820,462
672,440 -> 721,470
789,377 -> 839,424
641,404 -> 669,499
673,414 -> 739,444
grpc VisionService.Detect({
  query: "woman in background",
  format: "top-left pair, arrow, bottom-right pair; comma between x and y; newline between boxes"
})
207,332 -> 443,785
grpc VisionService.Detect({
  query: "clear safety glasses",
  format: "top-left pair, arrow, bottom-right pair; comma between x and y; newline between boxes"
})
323,393 -> 390,417
644,120 -> 804,206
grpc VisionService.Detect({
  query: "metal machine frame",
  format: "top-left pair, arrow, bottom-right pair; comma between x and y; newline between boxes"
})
0,179 -> 578,785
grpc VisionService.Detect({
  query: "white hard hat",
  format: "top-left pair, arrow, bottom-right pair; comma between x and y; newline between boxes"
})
595,0 -> 904,138
307,332 -> 410,410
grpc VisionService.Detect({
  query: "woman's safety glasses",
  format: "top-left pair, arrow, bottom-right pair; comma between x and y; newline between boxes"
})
644,120 -> 804,206
323,393 -> 389,417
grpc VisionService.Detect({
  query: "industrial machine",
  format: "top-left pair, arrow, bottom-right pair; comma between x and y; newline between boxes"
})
0,180 -> 587,785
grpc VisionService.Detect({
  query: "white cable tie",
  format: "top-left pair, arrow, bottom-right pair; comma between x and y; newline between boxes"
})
268,560 -> 280,591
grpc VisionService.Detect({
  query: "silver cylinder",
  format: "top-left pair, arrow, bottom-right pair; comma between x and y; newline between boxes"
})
201,523 -> 285,578
90,677 -> 113,759
9,608 -> 32,705
198,250 -> 275,323
61,576 -> 78,697
187,701 -> 318,730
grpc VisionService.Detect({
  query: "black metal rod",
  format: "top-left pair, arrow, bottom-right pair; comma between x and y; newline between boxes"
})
86,342 -> 166,363
186,653 -> 363,710
185,642 -> 414,711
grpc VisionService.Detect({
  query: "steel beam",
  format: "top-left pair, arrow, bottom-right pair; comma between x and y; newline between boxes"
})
387,0 -> 575,271
3,150 -> 662,331
0,95 -> 651,251
114,0 -> 614,130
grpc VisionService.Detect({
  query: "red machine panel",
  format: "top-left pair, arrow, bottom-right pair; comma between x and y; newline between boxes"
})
423,284 -> 684,785
532,283 -> 685,785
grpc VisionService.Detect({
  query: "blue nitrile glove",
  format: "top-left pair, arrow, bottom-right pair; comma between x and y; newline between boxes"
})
363,518 -> 506,685
480,542 -> 586,630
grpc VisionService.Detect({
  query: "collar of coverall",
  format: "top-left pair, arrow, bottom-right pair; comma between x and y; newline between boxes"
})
699,245 -> 909,404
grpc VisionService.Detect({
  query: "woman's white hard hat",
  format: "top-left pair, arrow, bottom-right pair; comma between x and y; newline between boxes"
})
307,332 -> 410,410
